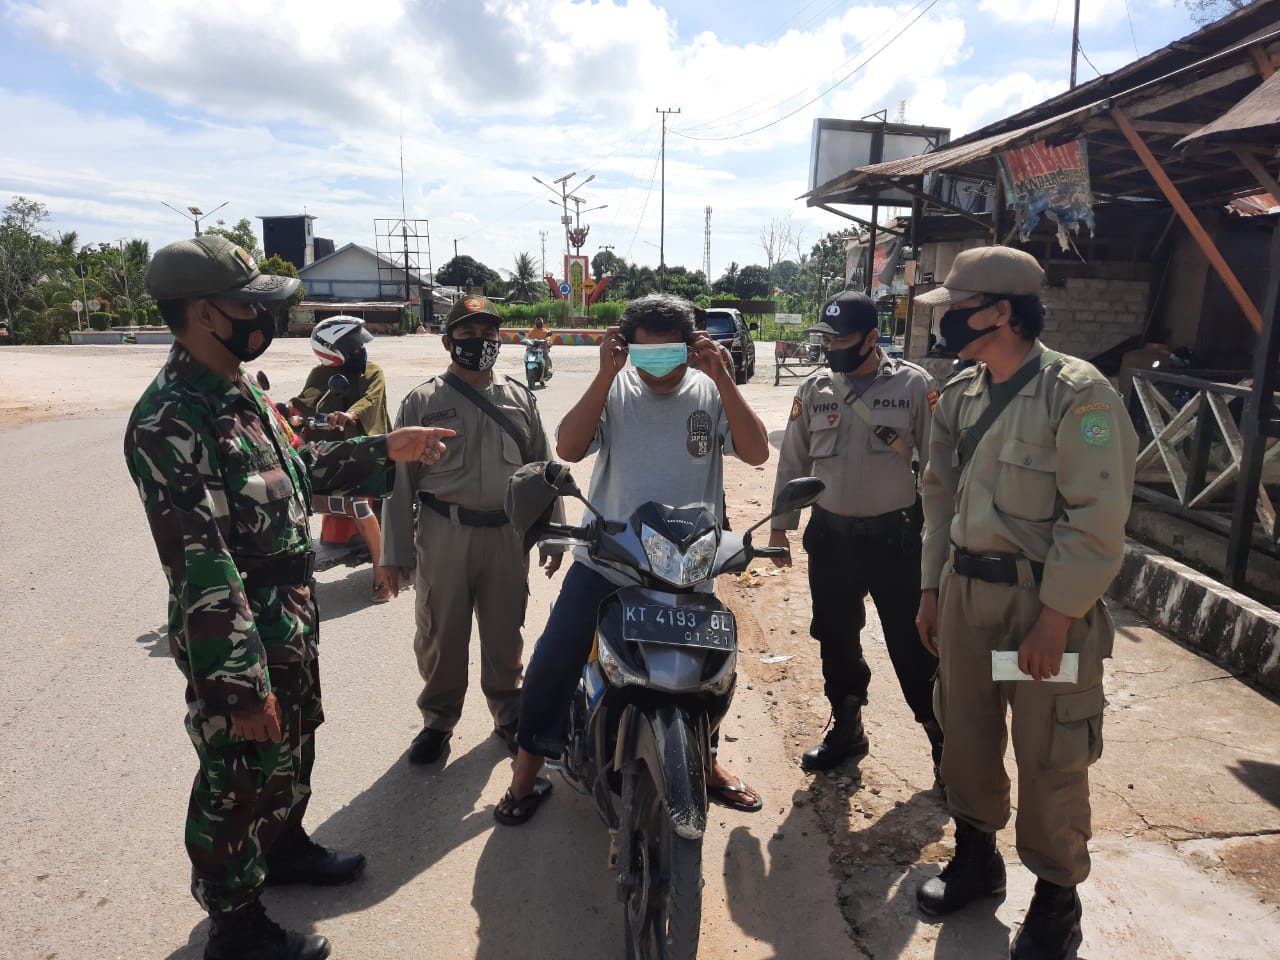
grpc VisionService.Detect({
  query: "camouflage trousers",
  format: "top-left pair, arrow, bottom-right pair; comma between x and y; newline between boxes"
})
184,658 -> 324,914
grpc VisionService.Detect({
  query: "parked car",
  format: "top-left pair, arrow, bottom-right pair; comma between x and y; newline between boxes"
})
702,308 -> 757,384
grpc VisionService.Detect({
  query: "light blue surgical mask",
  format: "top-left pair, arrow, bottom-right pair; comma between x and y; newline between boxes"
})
629,342 -> 688,377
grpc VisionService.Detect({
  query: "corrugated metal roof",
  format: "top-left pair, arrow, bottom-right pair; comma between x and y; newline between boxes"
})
1177,68 -> 1280,146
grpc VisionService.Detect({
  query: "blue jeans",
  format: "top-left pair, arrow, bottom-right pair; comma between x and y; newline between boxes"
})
517,561 -> 724,762
517,562 -> 616,758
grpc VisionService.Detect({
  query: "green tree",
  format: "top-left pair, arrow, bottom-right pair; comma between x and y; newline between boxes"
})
1177,0 -> 1247,23
0,196 -> 53,322
508,252 -> 541,303
734,264 -> 772,300
592,249 -> 625,282
436,254 -> 501,293
711,261 -> 739,296
664,265 -> 710,301
257,254 -> 306,308
204,218 -> 264,260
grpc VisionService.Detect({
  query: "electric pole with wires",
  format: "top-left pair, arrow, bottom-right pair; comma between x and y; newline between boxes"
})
656,106 -> 681,292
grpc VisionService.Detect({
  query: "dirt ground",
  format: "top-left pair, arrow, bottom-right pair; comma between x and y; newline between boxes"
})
3,339 -> 1279,959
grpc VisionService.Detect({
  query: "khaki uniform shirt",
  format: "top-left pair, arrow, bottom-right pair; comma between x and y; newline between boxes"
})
291,363 -> 391,437
772,350 -> 937,529
920,340 -> 1139,619
381,372 -> 558,568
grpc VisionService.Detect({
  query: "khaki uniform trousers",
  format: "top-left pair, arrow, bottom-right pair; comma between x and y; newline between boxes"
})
934,570 -> 1110,887
412,504 -> 530,732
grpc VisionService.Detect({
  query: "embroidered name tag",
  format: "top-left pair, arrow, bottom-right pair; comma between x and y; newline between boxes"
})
425,408 -> 456,425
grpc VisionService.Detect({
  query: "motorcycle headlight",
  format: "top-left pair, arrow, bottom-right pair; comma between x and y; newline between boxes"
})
640,525 -> 718,587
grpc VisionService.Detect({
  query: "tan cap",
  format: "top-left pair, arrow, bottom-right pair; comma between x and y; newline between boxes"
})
147,235 -> 298,302
914,246 -> 1044,307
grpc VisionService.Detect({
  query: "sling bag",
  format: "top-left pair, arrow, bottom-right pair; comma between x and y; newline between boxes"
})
956,349 -> 1064,470
442,371 -> 531,464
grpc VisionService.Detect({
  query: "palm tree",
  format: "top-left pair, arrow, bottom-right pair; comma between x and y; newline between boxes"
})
509,252 -> 540,304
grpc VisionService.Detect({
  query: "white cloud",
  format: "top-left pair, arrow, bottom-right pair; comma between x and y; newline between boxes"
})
976,0 -> 1114,28
0,0 -> 1202,277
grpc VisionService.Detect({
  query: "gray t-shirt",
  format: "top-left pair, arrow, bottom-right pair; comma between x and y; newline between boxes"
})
567,367 -> 738,585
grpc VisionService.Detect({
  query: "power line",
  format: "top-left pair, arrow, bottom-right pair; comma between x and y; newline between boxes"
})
1122,0 -> 1140,57
671,0 -> 941,143
681,0 -> 934,134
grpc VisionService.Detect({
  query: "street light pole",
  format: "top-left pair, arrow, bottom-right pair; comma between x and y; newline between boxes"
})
533,171 -> 596,319
160,200 -> 229,237
117,238 -> 132,309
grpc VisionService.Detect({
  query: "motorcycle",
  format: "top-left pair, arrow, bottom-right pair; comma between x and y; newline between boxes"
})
517,463 -> 824,959
523,335 -> 553,388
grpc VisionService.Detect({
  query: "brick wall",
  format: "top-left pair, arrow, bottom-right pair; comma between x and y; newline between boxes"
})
1040,277 -> 1149,360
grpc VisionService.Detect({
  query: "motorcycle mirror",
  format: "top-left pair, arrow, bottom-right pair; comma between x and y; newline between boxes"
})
742,477 -> 826,540
327,374 -> 350,393
772,477 -> 825,516
255,370 -> 271,391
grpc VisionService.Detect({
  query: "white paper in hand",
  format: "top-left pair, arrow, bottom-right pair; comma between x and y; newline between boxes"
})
991,651 -> 1079,683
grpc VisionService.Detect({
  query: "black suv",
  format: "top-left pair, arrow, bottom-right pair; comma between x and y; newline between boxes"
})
702,308 -> 757,384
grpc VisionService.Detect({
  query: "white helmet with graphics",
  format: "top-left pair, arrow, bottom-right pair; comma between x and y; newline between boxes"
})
311,314 -> 372,366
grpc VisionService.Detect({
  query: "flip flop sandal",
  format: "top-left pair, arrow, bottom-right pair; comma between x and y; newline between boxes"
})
371,581 -> 393,604
707,777 -> 763,813
494,777 -> 553,826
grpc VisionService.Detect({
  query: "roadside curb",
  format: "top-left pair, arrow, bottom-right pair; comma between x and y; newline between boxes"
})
1109,538 -> 1280,695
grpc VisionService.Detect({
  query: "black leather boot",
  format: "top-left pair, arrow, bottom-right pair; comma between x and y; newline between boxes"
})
916,819 -> 1006,916
266,827 -> 366,886
801,696 -> 869,772
923,720 -> 945,790
1010,879 -> 1083,959
205,900 -> 330,960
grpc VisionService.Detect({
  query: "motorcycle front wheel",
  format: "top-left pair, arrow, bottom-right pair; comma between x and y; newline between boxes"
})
622,766 -> 703,960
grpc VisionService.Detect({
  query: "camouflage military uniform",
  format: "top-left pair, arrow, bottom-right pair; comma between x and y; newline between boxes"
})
124,344 -> 393,914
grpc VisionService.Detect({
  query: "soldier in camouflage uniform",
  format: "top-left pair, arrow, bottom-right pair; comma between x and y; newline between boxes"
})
124,236 -> 453,960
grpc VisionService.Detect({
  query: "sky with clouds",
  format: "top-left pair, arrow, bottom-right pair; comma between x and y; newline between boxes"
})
0,0 -> 1211,282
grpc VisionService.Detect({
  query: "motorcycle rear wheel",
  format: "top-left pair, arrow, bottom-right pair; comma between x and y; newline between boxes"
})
526,366 -> 539,388
623,766 -> 703,960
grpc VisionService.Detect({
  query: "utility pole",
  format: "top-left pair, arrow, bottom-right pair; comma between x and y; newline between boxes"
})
539,229 -> 548,278
703,206 -> 712,283
656,106 -> 681,292
116,238 -> 132,308
1070,0 -> 1081,89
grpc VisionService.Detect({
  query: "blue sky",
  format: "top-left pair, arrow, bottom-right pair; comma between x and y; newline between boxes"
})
0,1 -> 1210,281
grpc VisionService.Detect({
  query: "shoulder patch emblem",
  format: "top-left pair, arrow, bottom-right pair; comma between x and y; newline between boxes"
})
789,397 -> 803,421
1080,411 -> 1112,447
1073,401 -> 1110,416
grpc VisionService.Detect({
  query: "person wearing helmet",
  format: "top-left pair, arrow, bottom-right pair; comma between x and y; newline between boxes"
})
292,315 -> 394,600
293,315 -> 390,437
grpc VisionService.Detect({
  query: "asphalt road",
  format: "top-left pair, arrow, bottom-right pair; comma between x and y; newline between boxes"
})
0,338 -> 851,960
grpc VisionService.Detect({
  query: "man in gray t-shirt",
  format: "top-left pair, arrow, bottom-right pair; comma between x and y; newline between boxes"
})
494,293 -> 771,826
573,361 -> 736,584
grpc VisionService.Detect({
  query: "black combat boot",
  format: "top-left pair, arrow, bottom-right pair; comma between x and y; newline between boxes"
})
1010,879 -> 1083,959
801,696 -> 869,772
205,900 -> 330,960
916,819 -> 1006,916
922,720 -> 945,791
265,826 -> 366,886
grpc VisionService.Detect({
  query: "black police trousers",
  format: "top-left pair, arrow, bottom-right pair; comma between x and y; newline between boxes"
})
802,509 -> 938,724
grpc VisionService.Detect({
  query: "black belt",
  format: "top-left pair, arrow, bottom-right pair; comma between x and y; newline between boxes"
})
419,491 -> 509,528
813,503 -> 912,537
240,550 -> 316,591
951,543 -> 1043,585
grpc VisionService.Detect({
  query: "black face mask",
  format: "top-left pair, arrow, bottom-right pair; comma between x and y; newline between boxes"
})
449,337 -> 500,371
826,331 -> 878,374
342,349 -> 367,376
938,302 -> 1000,354
209,301 -> 275,363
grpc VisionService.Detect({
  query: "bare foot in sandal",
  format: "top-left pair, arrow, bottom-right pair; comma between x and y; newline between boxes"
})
707,761 -> 763,813
494,777 -> 553,826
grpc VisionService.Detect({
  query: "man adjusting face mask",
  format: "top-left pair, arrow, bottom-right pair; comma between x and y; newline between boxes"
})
628,342 -> 688,378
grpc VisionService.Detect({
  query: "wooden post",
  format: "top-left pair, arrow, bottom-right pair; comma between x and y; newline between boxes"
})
1111,106 -> 1263,333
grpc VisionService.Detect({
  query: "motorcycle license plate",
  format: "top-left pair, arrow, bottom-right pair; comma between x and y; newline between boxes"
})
620,602 -> 735,650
